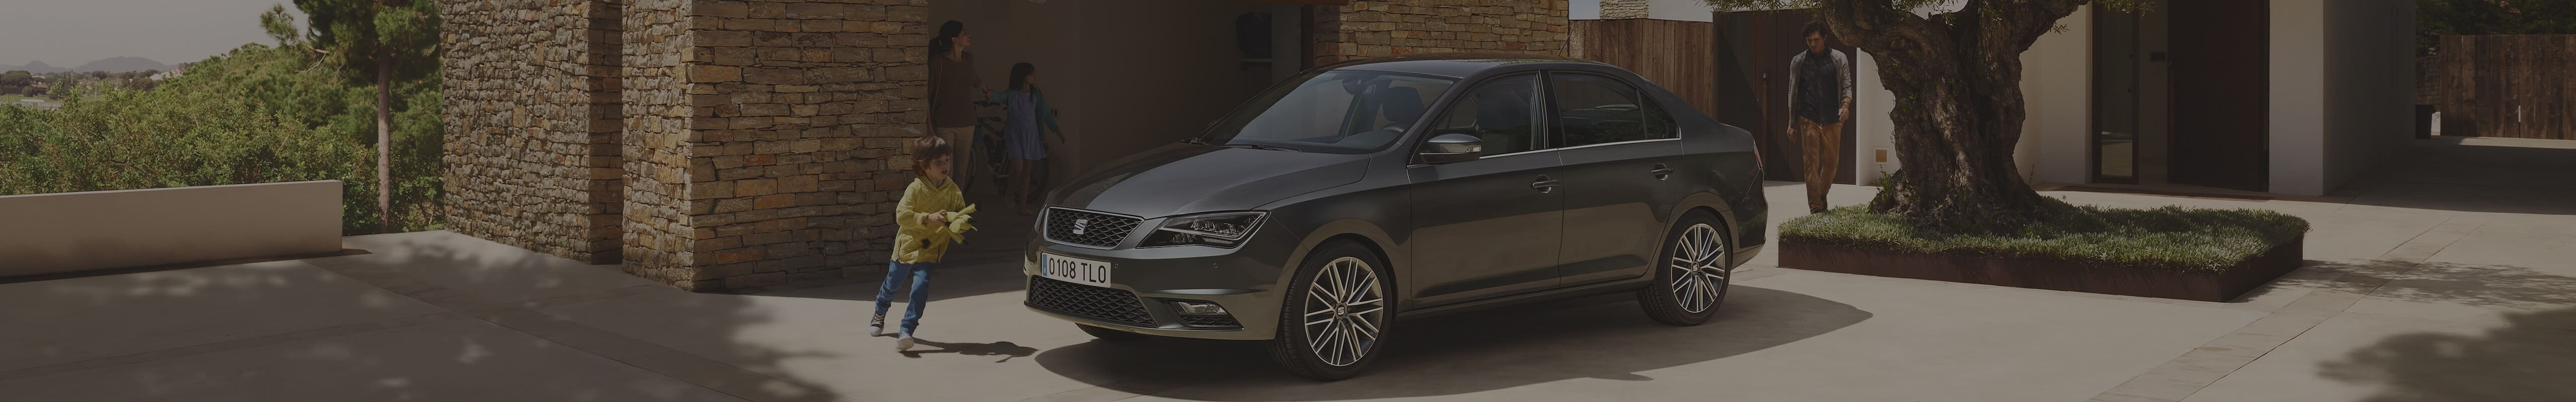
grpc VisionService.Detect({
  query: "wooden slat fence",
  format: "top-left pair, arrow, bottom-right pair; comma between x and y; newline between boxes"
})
1571,19 -> 1718,120
2437,35 -> 2576,139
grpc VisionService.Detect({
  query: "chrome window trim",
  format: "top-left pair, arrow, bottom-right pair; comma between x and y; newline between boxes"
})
1557,137 -> 1680,151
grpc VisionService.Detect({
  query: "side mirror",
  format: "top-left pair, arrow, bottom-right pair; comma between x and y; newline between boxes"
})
1419,133 -> 1484,165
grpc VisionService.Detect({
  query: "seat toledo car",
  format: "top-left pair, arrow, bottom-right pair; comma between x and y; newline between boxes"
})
1022,53 -> 1768,380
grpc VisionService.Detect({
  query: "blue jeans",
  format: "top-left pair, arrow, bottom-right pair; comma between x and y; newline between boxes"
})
872,261 -> 937,334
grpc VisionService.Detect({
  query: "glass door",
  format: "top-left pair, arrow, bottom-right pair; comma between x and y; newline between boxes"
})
2092,7 -> 2141,184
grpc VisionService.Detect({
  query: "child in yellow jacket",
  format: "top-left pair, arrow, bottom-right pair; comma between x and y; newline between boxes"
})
873,136 -> 969,351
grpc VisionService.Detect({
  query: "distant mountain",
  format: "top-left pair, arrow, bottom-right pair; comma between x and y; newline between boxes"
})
1,61 -> 66,74
74,57 -> 171,74
1,58 -> 173,74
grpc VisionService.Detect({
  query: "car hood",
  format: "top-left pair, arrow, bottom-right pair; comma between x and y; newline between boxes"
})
1053,143 -> 1368,218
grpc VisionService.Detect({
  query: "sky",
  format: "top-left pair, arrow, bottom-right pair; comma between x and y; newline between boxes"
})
0,0 -> 304,66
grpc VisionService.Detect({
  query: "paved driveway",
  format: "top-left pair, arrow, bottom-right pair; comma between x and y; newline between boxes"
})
2,137 -> 2570,401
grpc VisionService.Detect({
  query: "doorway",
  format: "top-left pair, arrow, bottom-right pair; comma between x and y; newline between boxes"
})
2092,6 -> 2141,184
2166,0 -> 2269,191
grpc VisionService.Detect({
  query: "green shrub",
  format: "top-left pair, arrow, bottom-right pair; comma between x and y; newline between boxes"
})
1781,198 -> 2311,272
0,43 -> 443,234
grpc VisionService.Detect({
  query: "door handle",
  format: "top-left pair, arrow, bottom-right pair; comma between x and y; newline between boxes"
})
1531,176 -> 1560,193
1650,164 -> 1675,181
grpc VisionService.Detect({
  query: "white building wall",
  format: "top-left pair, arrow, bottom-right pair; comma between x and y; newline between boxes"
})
1854,49 -> 1894,186
2022,5 -> 2094,185
1571,0 -> 1601,20
2319,0 -> 2415,195
1647,0 -> 1715,22
2269,0 -> 2330,196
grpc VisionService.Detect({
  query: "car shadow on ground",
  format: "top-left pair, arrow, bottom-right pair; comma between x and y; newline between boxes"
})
1030,284 -> 1870,400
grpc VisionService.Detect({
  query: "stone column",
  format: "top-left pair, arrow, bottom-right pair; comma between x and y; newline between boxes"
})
626,0 -> 929,291
440,0 -> 626,264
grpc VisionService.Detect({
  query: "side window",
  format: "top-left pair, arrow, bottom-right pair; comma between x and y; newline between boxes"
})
1425,74 -> 1547,155
1550,73 -> 1672,147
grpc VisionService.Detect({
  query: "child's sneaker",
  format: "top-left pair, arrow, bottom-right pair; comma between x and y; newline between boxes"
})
866,314 -> 886,337
895,333 -> 916,351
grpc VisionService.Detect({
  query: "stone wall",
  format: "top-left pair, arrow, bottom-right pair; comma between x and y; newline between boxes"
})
621,0 -> 930,291
1312,0 -> 1571,64
1598,0 -> 1650,19
440,0 -> 625,264
624,0 -> 696,286
445,0 -> 1570,292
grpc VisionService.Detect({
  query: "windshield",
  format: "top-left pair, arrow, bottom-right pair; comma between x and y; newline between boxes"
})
1198,70 -> 1456,154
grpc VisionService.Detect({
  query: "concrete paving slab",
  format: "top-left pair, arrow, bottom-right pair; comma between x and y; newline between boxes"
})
2183,312 -> 2576,402
2423,218 -> 2576,272
1116,270 -> 2265,402
314,231 -> 656,305
539,272 -> 1164,402
0,259 -> 444,374
0,317 -> 745,402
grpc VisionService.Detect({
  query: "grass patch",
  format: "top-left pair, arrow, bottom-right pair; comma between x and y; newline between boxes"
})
1782,198 -> 2310,272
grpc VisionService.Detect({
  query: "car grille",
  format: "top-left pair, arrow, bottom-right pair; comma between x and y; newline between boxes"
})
1179,315 -> 1242,328
1045,208 -> 1140,248
1026,277 -> 1155,327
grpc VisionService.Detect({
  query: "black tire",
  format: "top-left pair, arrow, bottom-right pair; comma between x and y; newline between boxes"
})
1639,211 -> 1731,326
1263,240 -> 1394,381
1077,323 -> 1147,341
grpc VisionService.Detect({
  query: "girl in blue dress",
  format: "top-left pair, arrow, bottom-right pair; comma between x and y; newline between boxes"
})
990,62 -> 1061,215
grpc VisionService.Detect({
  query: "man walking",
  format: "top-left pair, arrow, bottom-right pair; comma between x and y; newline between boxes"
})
1787,20 -> 1852,214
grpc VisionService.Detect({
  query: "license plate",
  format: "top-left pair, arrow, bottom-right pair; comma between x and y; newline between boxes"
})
1041,253 -> 1113,288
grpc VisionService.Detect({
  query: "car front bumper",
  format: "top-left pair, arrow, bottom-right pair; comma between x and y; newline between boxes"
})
1021,233 -> 1294,341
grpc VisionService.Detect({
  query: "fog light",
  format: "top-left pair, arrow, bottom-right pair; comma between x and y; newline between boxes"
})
1171,301 -> 1228,316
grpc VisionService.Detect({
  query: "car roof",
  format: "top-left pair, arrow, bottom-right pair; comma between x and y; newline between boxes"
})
1321,53 -> 1607,79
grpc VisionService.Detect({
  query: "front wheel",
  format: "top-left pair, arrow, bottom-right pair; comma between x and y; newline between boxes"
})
1639,211 -> 1730,326
1263,241 -> 1392,380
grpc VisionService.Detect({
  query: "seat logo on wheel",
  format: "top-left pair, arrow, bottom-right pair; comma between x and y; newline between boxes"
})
1072,219 -> 1090,235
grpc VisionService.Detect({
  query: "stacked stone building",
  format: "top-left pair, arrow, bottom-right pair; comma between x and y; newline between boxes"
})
441,0 -> 1570,292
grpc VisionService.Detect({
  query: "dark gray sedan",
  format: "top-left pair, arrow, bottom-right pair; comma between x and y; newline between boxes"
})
1023,53 -> 1768,380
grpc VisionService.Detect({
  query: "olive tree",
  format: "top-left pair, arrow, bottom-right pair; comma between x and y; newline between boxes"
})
1708,0 -> 2147,234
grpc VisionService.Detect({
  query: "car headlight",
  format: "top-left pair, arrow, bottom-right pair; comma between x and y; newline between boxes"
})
1141,212 -> 1267,248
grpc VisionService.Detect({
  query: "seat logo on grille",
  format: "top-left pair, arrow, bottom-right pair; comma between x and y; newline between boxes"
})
1072,218 -> 1089,235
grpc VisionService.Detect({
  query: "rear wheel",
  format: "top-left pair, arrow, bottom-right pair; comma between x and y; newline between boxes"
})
1077,323 -> 1147,341
1264,241 -> 1392,380
1639,211 -> 1730,326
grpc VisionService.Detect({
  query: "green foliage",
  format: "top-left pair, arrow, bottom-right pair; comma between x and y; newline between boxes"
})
1782,198 -> 2311,272
293,0 -> 441,85
0,85 -> 380,233
2418,0 -> 2576,56
0,20 -> 445,234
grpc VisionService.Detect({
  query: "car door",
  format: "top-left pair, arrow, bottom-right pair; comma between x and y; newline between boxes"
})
1548,71 -> 1685,286
1405,73 -> 1566,307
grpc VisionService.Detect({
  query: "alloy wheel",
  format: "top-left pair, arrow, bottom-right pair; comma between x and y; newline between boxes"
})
1669,223 -> 1728,313
1300,256 -> 1387,367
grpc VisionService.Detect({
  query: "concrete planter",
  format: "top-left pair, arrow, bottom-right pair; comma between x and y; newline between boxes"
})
0,181 -> 345,278
1777,236 -> 2303,302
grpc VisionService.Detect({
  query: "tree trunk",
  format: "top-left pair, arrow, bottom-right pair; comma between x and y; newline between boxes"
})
1815,0 -> 2084,235
376,56 -> 393,234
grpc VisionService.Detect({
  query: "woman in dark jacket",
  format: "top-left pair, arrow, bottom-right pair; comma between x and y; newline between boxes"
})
928,21 -> 987,188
